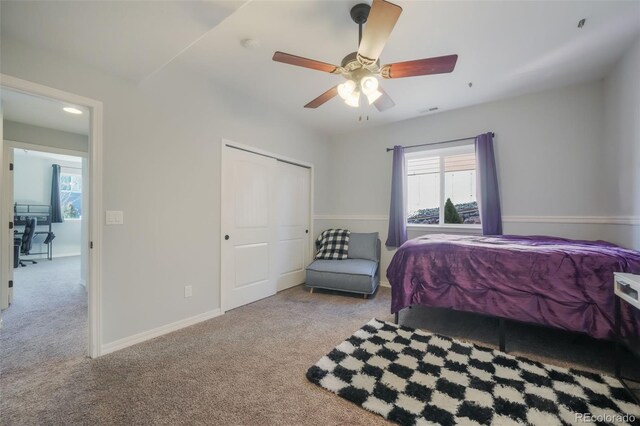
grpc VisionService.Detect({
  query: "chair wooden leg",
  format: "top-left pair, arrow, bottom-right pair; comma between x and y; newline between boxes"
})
309,287 -> 314,294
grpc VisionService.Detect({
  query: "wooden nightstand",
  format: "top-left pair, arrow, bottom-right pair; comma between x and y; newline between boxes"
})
614,272 -> 640,402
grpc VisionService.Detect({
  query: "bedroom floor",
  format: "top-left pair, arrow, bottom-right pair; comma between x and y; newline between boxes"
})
0,256 -> 86,372
1,283 -> 637,425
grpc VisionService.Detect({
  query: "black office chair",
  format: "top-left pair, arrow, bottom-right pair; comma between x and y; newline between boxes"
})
13,237 -> 21,268
19,217 -> 38,267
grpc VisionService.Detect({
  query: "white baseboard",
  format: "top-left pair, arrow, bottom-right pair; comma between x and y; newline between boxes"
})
101,308 -> 222,356
380,280 -> 390,288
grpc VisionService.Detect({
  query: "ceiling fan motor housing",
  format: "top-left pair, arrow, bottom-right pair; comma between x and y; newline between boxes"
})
341,51 -> 380,77
341,52 -> 359,68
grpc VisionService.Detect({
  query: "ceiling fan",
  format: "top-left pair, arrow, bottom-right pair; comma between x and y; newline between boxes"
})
272,0 -> 458,111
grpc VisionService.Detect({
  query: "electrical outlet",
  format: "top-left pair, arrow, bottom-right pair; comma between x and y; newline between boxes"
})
184,285 -> 192,298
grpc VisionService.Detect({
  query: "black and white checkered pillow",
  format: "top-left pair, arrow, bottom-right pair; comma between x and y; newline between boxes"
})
316,229 -> 350,260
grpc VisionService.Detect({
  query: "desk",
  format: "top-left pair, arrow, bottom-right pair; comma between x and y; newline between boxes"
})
14,203 -> 54,261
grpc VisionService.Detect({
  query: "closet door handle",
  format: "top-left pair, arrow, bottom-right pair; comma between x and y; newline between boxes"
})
305,230 -> 308,234
224,235 -> 230,240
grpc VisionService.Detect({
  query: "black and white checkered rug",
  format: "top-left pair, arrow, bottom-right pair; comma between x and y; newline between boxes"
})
306,319 -> 640,425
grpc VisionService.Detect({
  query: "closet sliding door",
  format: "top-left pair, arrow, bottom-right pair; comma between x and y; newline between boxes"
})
275,161 -> 311,291
221,147 -> 277,311
221,143 -> 312,311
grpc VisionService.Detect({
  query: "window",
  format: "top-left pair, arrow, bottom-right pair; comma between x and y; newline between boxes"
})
406,144 -> 480,226
60,172 -> 82,219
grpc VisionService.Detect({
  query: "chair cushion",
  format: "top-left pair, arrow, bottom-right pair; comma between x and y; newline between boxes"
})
348,232 -> 379,261
306,259 -> 379,295
307,259 -> 377,276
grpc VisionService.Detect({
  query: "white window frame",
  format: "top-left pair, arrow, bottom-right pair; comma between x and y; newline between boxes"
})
60,167 -> 83,221
405,143 -> 482,232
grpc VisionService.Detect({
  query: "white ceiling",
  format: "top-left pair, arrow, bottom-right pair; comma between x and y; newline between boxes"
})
2,1 -> 639,135
1,88 -> 90,135
0,0 -> 245,82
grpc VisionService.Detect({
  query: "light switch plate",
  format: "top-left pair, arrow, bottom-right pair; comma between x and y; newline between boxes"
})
105,210 -> 124,225
184,285 -> 193,298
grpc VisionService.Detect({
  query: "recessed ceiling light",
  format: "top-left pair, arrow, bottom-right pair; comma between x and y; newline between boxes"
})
63,107 -> 83,115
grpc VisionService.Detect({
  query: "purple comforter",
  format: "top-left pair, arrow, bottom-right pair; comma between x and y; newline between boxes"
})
387,234 -> 640,340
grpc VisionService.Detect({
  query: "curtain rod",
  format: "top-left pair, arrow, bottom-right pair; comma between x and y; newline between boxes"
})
385,132 -> 495,152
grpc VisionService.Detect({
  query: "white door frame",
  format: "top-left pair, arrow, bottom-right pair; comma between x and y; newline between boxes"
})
219,138 -> 314,314
0,74 -> 104,358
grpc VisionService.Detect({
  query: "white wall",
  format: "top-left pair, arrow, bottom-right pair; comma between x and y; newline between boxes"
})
603,37 -> 640,250
320,80 -> 632,280
4,120 -> 88,152
1,38 -> 331,346
13,152 -> 82,258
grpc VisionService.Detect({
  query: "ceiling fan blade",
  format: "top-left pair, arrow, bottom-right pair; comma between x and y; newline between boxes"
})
357,0 -> 402,66
380,54 -> 458,79
273,51 -> 339,74
304,86 -> 339,109
374,87 -> 395,112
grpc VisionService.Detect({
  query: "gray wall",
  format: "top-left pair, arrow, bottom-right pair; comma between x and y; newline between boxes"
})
4,120 -> 88,152
1,37 -> 331,345
326,80 -> 606,217
603,37 -> 640,250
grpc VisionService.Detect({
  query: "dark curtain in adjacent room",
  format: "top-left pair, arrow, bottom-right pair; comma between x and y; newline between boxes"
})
50,164 -> 64,223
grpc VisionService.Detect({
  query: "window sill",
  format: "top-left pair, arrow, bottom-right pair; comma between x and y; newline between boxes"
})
407,224 -> 482,234
62,218 -> 82,222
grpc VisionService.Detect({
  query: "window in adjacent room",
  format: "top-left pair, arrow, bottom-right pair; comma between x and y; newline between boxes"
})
60,171 -> 82,220
406,144 -> 480,226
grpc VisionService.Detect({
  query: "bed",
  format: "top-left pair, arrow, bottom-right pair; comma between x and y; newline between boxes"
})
386,234 -> 640,346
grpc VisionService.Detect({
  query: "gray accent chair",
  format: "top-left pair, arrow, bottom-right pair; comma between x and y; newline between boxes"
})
305,232 -> 381,298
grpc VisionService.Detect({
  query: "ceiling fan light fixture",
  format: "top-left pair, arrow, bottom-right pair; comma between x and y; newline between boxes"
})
360,75 -> 379,95
338,80 -> 357,100
345,91 -> 360,107
366,89 -> 382,105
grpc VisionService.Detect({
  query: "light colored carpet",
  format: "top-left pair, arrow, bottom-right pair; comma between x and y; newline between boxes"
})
1,270 -> 633,425
0,256 -> 86,371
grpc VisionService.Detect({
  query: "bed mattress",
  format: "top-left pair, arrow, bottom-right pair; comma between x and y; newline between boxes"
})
386,234 -> 640,340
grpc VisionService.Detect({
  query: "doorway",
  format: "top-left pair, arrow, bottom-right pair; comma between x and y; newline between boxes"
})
0,75 -> 103,357
5,145 -> 87,364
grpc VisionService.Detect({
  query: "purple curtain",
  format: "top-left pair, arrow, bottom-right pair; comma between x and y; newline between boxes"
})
475,133 -> 502,235
386,145 -> 407,248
